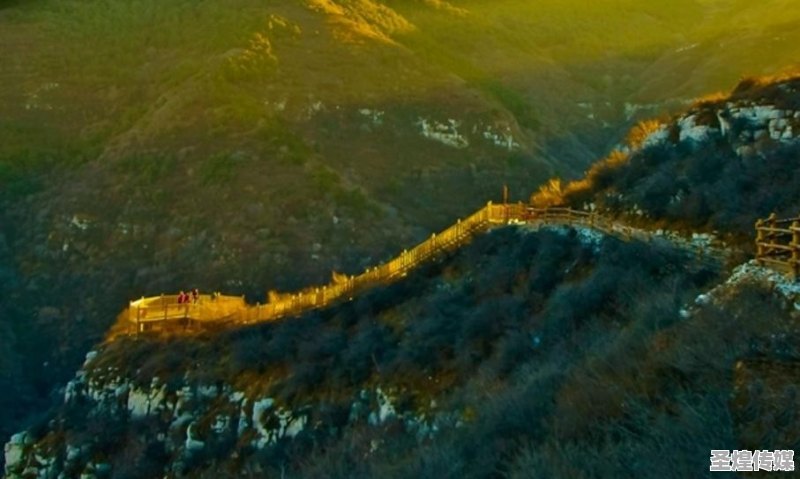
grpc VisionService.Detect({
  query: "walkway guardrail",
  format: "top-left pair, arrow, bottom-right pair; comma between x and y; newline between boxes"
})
120,201 -> 726,335
755,213 -> 800,278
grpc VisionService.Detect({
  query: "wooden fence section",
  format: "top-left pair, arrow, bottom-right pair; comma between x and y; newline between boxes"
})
755,213 -> 800,278
128,294 -> 247,333
237,202 -> 508,326
121,202 -> 717,335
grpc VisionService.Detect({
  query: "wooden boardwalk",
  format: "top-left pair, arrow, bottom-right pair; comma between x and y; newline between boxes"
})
121,201 -> 728,335
127,294 -> 247,332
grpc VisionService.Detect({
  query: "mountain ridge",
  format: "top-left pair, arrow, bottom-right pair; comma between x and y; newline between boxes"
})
3,0 -> 800,471
7,71 -> 800,478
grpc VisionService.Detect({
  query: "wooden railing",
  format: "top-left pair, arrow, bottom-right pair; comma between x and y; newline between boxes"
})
755,213 -> 800,278
237,202 -> 511,326
121,202 -> 720,335
128,294 -> 247,333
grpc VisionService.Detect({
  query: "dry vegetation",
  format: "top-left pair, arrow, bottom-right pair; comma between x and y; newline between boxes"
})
54,226 -> 736,477
530,149 -> 630,208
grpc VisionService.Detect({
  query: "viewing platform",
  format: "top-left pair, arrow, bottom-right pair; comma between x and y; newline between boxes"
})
127,294 -> 247,333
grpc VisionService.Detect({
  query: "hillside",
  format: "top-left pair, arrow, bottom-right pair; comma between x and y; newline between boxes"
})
7,224 -> 800,478
531,72 -> 800,244
4,0 -> 800,469
7,73 -> 800,477
6,227 -> 730,478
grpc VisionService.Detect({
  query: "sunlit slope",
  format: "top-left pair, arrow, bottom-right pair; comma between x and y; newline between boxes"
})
1,0 -> 549,226
635,0 -> 800,99
4,0 -> 800,210
3,0 -> 800,180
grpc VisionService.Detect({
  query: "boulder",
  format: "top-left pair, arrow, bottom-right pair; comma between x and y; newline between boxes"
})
4,433 -> 27,473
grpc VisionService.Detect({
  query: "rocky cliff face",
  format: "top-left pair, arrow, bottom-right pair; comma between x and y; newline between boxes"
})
5,356 -> 450,478
655,79 -> 800,154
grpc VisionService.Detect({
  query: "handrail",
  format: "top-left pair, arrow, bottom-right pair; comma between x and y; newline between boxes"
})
755,213 -> 800,278
120,202 -> 727,335
772,217 -> 800,225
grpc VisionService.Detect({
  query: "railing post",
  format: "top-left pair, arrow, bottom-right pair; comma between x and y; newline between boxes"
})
755,218 -> 765,261
792,220 -> 800,279
767,213 -> 777,258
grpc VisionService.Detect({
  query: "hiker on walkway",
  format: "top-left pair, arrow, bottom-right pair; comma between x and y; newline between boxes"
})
178,291 -> 187,304
192,288 -> 200,304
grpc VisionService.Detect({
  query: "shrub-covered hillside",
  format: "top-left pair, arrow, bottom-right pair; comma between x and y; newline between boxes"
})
11,66 -> 800,475
532,73 -> 800,245
3,0 -> 800,448
8,225 -> 769,478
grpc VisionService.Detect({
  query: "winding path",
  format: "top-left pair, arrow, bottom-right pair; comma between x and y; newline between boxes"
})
120,201 -> 729,335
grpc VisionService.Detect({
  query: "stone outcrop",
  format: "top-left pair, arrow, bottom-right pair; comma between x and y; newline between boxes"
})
4,356 -> 451,478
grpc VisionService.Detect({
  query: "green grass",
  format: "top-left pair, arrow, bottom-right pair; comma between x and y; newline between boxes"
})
477,79 -> 540,131
259,119 -> 311,167
35,0 -> 266,77
200,152 -> 238,185
311,165 -> 340,194
116,153 -> 177,183
0,138 -> 100,201
0,161 -> 41,200
333,187 -> 379,219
